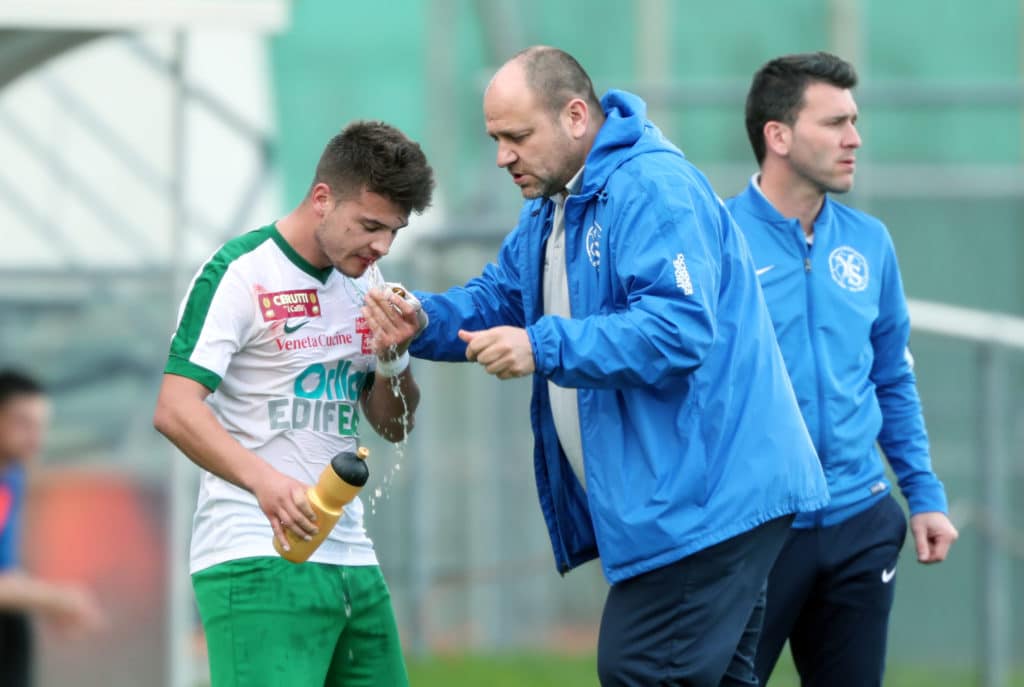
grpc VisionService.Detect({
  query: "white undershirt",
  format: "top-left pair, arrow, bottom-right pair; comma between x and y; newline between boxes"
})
752,173 -> 815,245
543,167 -> 587,490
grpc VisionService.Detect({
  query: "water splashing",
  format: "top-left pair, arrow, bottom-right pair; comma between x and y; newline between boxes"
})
359,260 -> 413,513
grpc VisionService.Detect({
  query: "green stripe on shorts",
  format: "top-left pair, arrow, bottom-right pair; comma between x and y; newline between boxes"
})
192,557 -> 408,687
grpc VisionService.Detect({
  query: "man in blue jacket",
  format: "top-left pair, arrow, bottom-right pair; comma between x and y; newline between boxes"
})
364,46 -> 829,686
726,52 -> 959,687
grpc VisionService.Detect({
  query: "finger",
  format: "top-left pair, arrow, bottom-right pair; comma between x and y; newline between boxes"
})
475,344 -> 505,366
285,498 -> 319,537
458,329 -> 477,343
485,357 -> 511,376
464,338 -> 481,362
294,487 -> 318,522
930,532 -> 955,563
912,525 -> 930,563
270,516 -> 291,552
386,291 -> 416,317
364,291 -> 393,317
927,541 -> 948,563
363,306 -> 408,350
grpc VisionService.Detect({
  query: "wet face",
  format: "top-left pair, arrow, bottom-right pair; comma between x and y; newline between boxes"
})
0,394 -> 49,464
484,63 -> 587,199
783,82 -> 862,194
313,186 -> 409,278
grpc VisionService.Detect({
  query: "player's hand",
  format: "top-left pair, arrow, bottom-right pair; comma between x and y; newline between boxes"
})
49,585 -> 107,638
250,467 -> 318,551
361,287 -> 422,358
910,511 -> 958,563
459,327 -> 535,379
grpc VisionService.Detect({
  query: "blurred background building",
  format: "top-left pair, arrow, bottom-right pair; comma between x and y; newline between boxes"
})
0,1 -> 1021,685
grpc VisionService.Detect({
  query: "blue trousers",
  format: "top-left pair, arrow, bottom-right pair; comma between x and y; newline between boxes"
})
0,611 -> 31,687
754,494 -> 908,686
597,515 -> 794,686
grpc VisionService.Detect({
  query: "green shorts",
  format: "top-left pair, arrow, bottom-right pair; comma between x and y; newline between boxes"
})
192,557 -> 408,687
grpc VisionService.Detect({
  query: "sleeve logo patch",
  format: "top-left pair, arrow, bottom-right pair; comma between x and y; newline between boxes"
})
673,253 -> 694,295
585,221 -> 602,268
258,289 -> 322,321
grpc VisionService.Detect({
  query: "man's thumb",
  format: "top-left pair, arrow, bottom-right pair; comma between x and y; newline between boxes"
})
458,329 -> 476,343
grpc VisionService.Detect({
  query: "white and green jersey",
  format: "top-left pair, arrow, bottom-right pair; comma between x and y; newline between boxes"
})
165,224 -> 379,574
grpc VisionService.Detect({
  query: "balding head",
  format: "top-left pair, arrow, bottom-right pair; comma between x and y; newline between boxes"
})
503,46 -> 602,117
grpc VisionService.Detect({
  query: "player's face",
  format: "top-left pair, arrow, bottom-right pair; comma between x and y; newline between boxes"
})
314,187 -> 408,278
785,82 -> 861,194
484,70 -> 583,199
0,394 -> 50,464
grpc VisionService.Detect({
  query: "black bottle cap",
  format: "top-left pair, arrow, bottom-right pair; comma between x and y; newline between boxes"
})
330,451 -> 370,487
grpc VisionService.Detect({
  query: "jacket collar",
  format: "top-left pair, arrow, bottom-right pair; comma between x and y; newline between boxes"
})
740,174 -> 835,232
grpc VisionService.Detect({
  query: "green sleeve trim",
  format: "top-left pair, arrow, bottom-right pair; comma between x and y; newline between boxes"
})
169,226 -> 273,364
164,357 -> 222,392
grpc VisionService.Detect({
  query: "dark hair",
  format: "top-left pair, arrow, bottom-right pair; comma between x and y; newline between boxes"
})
312,120 -> 435,215
0,369 -> 44,407
514,46 -> 602,116
745,52 -> 858,165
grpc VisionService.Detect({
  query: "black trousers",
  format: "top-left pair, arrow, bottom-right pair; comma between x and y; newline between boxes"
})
754,494 -> 908,687
0,611 -> 32,687
597,515 -> 794,687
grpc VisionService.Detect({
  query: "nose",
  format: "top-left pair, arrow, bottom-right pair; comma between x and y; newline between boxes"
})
496,142 -> 517,168
370,231 -> 395,258
844,122 -> 862,149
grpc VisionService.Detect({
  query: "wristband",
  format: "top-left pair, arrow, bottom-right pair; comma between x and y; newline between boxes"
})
376,351 -> 410,378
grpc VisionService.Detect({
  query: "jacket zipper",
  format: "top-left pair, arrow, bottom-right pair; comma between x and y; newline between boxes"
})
801,229 -> 828,528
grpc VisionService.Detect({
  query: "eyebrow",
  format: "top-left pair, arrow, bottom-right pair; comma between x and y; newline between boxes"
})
360,216 -> 408,231
487,128 -> 531,141
825,112 -> 857,123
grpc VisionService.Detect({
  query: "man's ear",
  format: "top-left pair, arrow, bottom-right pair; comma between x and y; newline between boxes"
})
310,182 -> 333,217
763,121 -> 791,157
564,98 -> 589,139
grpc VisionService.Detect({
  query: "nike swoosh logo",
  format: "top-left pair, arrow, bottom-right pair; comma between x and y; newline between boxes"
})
283,320 -> 309,334
755,265 -> 776,276
881,567 -> 896,583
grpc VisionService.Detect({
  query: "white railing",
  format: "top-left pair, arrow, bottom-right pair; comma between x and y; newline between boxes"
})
909,298 -> 1023,687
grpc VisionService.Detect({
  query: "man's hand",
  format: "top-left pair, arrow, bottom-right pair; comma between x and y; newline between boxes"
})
48,585 -> 106,638
250,466 -> 318,552
361,287 -> 421,357
459,327 -> 535,379
910,511 -> 958,564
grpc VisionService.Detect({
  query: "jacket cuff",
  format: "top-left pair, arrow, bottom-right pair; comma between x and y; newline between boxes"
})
527,318 -> 558,377
906,481 -> 949,516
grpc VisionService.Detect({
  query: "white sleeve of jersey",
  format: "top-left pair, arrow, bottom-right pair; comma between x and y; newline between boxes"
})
168,265 -> 256,385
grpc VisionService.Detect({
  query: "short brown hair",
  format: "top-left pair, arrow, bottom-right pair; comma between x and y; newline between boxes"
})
312,121 -> 435,215
745,52 -> 858,165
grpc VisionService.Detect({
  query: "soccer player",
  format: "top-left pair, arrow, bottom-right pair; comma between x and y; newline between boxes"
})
726,52 -> 958,686
153,121 -> 434,687
0,369 -> 105,687
362,46 -> 829,686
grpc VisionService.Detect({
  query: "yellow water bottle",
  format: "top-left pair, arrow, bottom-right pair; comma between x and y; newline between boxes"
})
274,446 -> 370,563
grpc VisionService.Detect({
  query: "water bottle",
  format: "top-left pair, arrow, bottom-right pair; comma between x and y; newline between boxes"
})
273,447 -> 370,563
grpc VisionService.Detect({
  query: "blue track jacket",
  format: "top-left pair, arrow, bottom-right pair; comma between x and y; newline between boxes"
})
411,91 -> 829,583
727,179 -> 948,528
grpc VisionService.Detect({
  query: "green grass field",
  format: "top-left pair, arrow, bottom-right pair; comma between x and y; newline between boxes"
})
407,653 -> 1024,686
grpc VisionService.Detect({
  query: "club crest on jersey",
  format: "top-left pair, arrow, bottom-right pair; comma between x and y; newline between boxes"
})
585,222 -> 602,268
828,246 -> 869,292
258,289 -> 322,321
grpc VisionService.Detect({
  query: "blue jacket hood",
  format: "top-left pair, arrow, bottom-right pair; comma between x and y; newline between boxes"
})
578,90 -> 681,199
